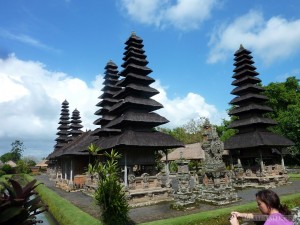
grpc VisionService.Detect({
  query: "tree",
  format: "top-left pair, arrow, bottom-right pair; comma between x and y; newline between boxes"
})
216,117 -> 237,142
22,156 -> 37,167
16,160 -> 31,174
157,117 -> 206,144
10,140 -> 25,162
264,76 -> 300,162
0,153 -> 14,163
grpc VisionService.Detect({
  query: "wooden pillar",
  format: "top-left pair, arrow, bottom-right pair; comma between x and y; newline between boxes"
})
230,154 -> 234,170
69,159 -> 73,187
124,152 -> 128,187
70,160 -> 73,181
259,152 -> 264,171
281,155 -> 285,171
237,158 -> 242,166
164,149 -> 170,176
64,160 -> 67,180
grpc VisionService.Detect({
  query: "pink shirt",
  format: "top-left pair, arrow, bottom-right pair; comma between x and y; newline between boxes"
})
264,213 -> 294,225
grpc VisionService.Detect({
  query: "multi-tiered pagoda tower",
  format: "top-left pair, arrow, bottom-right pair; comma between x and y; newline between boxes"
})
54,100 -> 70,149
93,60 -> 122,137
69,109 -> 83,141
224,45 -> 293,187
97,33 -> 184,184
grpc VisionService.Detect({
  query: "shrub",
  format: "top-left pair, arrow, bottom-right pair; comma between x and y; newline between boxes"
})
16,160 -> 31,174
94,150 -> 129,225
1,164 -> 14,174
0,170 -> 6,177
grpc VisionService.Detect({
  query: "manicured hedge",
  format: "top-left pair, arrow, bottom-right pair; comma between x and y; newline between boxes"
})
23,174 -> 102,225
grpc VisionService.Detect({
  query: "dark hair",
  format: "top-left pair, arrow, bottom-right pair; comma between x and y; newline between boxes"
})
255,189 -> 291,215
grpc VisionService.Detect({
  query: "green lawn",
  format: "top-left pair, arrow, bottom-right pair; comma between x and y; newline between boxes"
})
289,173 -> 300,180
23,174 -> 102,225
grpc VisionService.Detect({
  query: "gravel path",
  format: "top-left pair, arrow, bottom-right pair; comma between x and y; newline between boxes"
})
35,174 -> 300,224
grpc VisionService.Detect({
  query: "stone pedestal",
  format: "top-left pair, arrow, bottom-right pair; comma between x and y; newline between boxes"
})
172,158 -> 196,208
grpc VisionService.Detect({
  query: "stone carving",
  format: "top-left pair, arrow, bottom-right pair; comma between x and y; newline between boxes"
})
128,174 -> 136,189
197,119 -> 240,205
172,155 -> 196,208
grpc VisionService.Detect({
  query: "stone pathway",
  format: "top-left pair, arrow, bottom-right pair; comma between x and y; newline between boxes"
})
35,174 -> 300,224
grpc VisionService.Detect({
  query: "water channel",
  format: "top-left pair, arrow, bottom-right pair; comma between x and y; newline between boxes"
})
36,210 -> 59,225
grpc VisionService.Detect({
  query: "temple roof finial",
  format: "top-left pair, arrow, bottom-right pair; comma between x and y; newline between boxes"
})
131,31 -> 136,36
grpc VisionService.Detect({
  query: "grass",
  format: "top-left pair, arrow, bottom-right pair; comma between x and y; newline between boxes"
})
289,173 -> 300,180
23,174 -> 102,225
0,174 -> 12,182
140,192 -> 300,225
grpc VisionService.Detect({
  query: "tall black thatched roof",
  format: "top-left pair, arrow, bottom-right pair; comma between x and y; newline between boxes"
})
95,130 -> 183,151
97,32 -> 183,150
54,100 -> 70,150
67,108 -> 83,142
224,45 -> 294,150
48,131 -> 98,158
93,60 -> 122,136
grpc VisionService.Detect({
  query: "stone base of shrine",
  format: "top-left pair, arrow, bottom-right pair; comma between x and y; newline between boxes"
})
233,175 -> 290,189
197,187 -> 241,206
126,187 -> 173,208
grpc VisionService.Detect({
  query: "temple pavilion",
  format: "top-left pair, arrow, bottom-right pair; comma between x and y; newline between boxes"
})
94,33 -> 184,185
48,33 -> 184,187
224,45 -> 294,187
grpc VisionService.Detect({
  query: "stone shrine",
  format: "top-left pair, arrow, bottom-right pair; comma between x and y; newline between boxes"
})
197,119 -> 240,205
172,153 -> 196,208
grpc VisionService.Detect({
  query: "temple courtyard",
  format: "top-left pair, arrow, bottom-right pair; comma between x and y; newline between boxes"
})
35,173 -> 300,224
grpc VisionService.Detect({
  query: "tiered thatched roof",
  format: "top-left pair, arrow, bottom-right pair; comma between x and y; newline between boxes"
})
68,108 -> 83,141
93,60 -> 122,136
50,130 -> 98,158
48,33 -> 183,161
224,45 -> 294,150
97,33 -> 183,150
54,100 -> 70,149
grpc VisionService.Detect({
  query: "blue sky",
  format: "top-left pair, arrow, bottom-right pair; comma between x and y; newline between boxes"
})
1,0 -> 300,160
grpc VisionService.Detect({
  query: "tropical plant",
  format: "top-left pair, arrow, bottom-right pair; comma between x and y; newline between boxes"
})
0,178 -> 47,225
94,149 -> 129,225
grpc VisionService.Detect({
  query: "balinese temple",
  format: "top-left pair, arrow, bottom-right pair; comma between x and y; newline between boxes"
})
224,45 -> 294,187
93,60 -> 122,137
95,33 -> 184,185
54,100 -> 70,149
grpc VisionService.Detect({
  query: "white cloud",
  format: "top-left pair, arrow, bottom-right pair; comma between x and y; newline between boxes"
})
0,54 -> 100,158
208,10 -> 300,64
0,54 -> 226,158
151,80 -> 227,128
120,0 -> 219,30
0,28 -> 60,53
